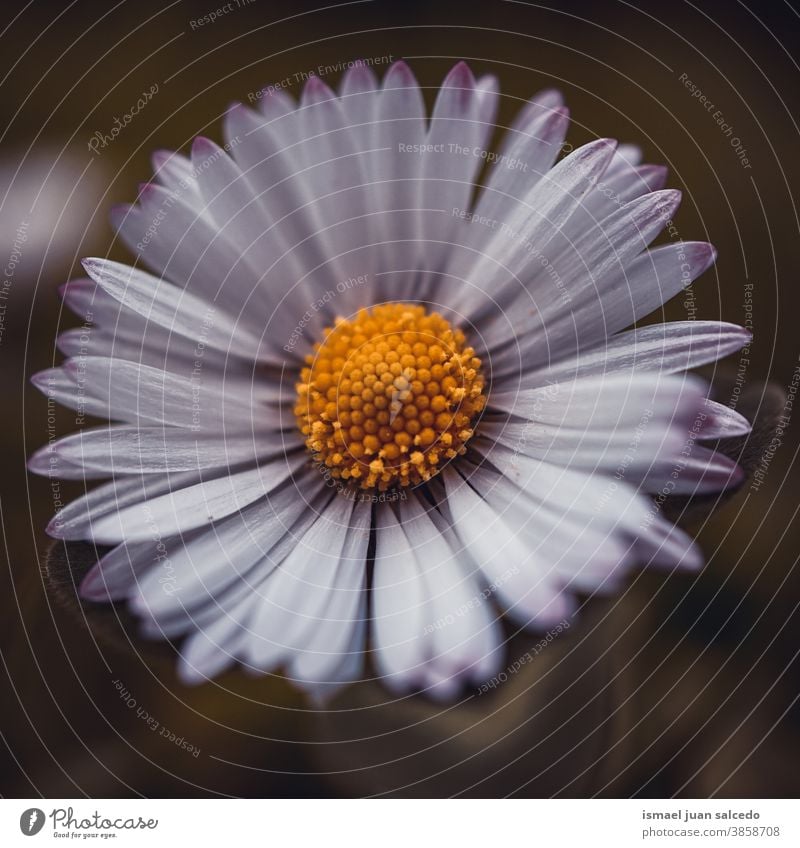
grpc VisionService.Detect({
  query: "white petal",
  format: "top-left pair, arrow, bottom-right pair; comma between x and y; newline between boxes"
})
480,443 -> 702,572
245,494 -> 357,667
442,467 -> 576,627
29,425 -> 285,477
371,506 -> 429,690
141,485 -> 330,638
244,496 -> 371,700
543,241 -> 717,360
639,444 -> 745,494
30,366 -> 111,420
130,472 -> 329,623
495,242 -> 717,381
441,101 -> 570,296
177,598 -> 249,683
418,63 -> 499,275
396,495 -> 504,698
47,470 -> 201,539
697,398 -> 751,439
517,321 -> 751,387
289,499 -> 371,698
111,186 -> 262,322
151,149 -> 200,199
86,451 -> 307,543
81,257 -> 267,362
483,373 -> 708,475
476,188 -> 683,365
222,104 -> 348,341
80,541 -> 161,601
448,138 -> 618,317
293,77 -> 380,293
370,61 -> 427,300
477,93 -> 567,222
32,357 -> 281,429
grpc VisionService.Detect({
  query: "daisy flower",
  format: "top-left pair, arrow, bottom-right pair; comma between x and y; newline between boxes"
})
30,60 -> 751,701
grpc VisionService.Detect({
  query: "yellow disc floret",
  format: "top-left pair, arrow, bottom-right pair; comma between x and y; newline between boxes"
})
295,303 -> 486,490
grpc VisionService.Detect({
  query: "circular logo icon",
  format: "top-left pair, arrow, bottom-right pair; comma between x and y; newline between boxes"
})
19,809 -> 45,836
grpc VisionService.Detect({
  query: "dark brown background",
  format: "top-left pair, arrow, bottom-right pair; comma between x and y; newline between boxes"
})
1,0 -> 798,797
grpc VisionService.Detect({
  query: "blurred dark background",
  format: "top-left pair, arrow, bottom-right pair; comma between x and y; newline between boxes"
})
1,0 -> 799,797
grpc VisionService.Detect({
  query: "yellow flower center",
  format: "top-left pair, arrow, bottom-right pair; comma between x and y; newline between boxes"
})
295,303 -> 486,491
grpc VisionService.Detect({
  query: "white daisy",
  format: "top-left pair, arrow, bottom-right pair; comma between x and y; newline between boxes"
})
30,60 -> 751,702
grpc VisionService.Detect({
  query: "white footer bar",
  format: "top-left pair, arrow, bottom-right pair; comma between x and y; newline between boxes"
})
2,798 -> 795,847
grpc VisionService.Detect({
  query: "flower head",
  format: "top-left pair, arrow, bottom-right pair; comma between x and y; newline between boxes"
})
296,302 -> 486,489
30,60 -> 751,701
